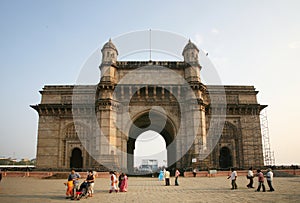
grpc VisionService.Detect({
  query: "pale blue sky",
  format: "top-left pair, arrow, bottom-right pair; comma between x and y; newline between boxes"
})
0,1 -> 300,165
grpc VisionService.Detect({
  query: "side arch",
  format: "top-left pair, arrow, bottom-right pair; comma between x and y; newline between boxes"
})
62,122 -> 90,169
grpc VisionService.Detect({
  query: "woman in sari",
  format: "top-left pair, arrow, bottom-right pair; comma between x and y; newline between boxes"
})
158,170 -> 164,181
109,171 -> 118,193
119,173 -> 128,192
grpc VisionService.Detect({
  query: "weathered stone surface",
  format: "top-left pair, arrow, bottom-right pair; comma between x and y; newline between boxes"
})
31,39 -> 266,171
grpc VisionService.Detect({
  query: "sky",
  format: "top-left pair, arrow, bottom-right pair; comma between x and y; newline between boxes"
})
0,0 -> 300,166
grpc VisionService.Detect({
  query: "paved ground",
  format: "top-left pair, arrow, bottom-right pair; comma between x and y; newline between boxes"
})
0,176 -> 299,203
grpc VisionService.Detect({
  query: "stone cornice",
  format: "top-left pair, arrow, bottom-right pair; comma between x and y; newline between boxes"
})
115,61 -> 192,69
30,104 -> 95,116
206,104 -> 267,115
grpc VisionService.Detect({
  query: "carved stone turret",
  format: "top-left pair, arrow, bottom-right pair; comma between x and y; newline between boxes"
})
182,40 -> 201,83
99,39 -> 118,83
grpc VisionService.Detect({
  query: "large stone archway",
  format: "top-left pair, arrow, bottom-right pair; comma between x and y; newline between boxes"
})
32,37 -> 266,171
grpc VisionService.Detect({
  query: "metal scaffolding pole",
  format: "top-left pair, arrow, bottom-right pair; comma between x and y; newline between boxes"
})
260,109 -> 275,166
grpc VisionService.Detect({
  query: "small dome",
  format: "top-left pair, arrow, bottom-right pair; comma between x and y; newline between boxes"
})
101,38 -> 118,54
182,39 -> 199,54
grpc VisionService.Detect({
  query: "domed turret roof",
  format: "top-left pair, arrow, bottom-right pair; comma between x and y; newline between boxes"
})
182,39 -> 199,53
101,38 -> 118,54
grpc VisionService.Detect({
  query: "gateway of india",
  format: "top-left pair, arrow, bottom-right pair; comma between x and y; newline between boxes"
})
31,38 -> 266,172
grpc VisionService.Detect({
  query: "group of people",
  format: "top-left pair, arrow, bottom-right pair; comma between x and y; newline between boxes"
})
65,169 -> 95,200
158,168 -> 181,186
228,167 -> 275,192
109,171 -> 128,193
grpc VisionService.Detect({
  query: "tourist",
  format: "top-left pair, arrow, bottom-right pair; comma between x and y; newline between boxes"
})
120,173 -> 128,192
158,170 -> 164,181
109,171 -> 118,193
246,167 -> 254,188
193,168 -> 197,177
64,178 -> 73,199
67,169 -> 81,199
266,168 -> 275,192
164,170 -> 170,186
86,170 -> 95,197
175,169 -> 180,186
256,169 -> 266,192
118,172 -> 123,190
227,168 -> 238,189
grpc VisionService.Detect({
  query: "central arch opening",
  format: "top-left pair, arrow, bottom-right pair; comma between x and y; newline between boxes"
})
127,111 -> 177,174
134,130 -> 167,173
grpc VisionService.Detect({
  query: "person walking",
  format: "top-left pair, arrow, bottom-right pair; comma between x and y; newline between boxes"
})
86,170 -> 95,197
164,170 -> 170,186
266,168 -> 275,192
246,167 -> 254,188
227,168 -> 238,190
67,169 -> 81,200
158,170 -> 164,181
118,173 -> 123,190
256,169 -> 266,192
120,173 -> 128,192
109,171 -> 118,193
175,169 -> 180,186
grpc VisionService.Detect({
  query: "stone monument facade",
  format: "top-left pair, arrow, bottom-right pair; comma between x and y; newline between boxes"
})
31,39 -> 266,171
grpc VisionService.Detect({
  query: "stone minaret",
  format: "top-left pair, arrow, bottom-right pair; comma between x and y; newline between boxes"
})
99,38 -> 118,83
182,39 -> 201,83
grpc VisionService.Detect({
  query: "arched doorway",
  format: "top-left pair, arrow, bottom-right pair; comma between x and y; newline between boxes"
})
134,130 -> 167,172
219,147 -> 232,169
127,111 -> 176,174
70,148 -> 83,168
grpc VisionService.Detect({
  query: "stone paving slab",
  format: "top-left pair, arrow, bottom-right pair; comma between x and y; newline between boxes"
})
0,176 -> 299,202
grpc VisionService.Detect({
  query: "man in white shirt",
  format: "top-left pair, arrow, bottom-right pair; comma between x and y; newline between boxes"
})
164,170 -> 170,186
228,168 -> 237,190
246,167 -> 254,188
266,168 -> 275,192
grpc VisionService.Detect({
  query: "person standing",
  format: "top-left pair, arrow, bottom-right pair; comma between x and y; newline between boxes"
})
193,168 -> 197,177
256,169 -> 266,192
0,169 -> 2,182
227,168 -> 238,190
164,170 -> 170,186
68,169 -> 81,200
109,171 -> 118,193
266,168 -> 275,192
158,170 -> 164,181
86,170 -> 95,197
246,167 -> 254,188
118,173 -> 123,190
120,173 -> 128,192
175,169 -> 180,186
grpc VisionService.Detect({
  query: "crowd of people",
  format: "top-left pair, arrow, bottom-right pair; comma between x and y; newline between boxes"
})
64,167 -> 275,200
65,169 -> 95,200
228,167 -> 275,192
109,171 -> 128,193
158,168 -> 181,186
65,169 -> 129,200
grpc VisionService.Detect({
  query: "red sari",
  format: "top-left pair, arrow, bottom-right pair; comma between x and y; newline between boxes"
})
120,175 -> 128,192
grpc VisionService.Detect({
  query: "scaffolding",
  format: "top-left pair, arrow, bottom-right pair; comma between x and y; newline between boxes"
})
260,109 -> 275,166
